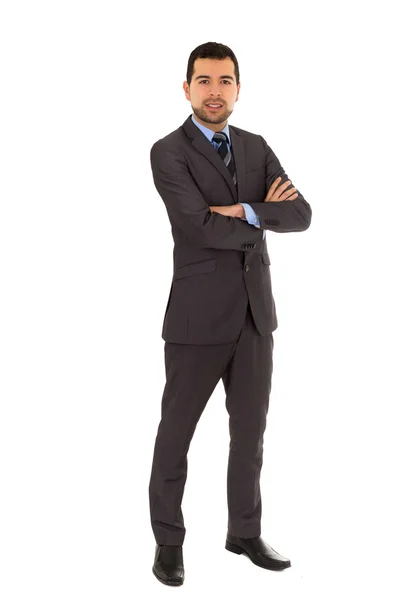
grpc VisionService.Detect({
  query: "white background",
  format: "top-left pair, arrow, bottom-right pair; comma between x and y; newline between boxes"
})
1,0 -> 396,598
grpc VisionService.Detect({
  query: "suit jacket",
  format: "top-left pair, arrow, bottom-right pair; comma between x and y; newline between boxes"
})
150,114 -> 312,345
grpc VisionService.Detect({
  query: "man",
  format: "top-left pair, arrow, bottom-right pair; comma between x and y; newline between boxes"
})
148,42 -> 312,586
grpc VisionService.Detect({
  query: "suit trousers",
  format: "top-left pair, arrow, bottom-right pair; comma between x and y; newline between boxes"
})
148,302 -> 274,545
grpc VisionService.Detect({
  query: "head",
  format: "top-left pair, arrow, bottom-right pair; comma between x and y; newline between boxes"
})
183,42 -> 241,131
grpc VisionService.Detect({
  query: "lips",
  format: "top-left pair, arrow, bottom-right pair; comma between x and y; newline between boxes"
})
206,103 -> 223,109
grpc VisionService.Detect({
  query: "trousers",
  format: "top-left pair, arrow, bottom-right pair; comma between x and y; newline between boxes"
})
148,302 -> 274,545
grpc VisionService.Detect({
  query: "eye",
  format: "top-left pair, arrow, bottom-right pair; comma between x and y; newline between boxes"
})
199,80 -> 232,84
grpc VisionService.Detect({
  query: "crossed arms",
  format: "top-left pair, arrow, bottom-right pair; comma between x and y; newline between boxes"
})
150,134 -> 312,251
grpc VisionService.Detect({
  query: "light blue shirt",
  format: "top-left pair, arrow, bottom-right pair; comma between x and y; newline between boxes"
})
191,113 -> 265,240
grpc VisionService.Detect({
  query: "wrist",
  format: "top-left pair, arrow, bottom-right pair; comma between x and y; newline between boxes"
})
236,203 -> 245,218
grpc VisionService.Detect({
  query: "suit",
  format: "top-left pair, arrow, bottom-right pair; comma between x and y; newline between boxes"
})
148,113 -> 312,545
150,114 -> 311,345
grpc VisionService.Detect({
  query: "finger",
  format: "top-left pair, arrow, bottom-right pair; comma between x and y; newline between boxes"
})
269,176 -> 282,193
265,176 -> 282,200
286,193 -> 298,201
281,187 -> 297,200
273,179 -> 292,200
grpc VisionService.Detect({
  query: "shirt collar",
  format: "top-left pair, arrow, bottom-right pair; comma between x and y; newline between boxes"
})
191,113 -> 231,146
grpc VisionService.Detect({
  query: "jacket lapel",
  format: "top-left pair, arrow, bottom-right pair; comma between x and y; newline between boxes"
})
182,114 -> 247,205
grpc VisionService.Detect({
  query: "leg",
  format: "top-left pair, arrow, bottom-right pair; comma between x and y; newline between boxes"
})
222,304 -> 274,538
149,339 -> 235,545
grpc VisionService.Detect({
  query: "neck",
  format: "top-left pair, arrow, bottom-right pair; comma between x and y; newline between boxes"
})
193,114 -> 228,132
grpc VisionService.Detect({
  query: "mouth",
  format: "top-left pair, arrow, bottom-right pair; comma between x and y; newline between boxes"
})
206,103 -> 223,111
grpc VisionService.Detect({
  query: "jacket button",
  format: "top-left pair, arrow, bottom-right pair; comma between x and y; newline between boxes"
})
244,264 -> 250,272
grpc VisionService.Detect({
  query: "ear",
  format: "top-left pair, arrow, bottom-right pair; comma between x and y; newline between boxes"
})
183,81 -> 190,100
235,82 -> 241,101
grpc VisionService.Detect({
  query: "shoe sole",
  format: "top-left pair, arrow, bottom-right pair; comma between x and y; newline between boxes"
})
152,566 -> 184,586
225,541 -> 291,571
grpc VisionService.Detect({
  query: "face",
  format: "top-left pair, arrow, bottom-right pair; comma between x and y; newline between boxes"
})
183,57 -> 240,131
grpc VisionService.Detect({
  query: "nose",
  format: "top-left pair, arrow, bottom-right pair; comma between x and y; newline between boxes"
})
208,86 -> 222,97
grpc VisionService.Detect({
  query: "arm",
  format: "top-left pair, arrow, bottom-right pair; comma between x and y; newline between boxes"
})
246,135 -> 312,233
150,142 -> 263,252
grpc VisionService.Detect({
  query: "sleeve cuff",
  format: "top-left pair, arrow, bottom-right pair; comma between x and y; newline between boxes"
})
240,203 -> 261,228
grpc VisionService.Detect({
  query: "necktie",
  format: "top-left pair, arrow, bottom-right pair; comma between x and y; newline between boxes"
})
212,132 -> 237,186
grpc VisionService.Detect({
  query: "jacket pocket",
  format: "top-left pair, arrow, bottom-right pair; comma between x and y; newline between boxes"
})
246,164 -> 265,175
173,258 -> 217,280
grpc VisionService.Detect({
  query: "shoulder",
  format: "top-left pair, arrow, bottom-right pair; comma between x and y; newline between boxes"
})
150,127 -> 188,171
151,125 -> 185,151
150,126 -> 188,162
230,124 -> 269,149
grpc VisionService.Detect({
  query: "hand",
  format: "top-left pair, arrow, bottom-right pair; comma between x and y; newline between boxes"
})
209,205 -> 243,218
265,176 -> 298,202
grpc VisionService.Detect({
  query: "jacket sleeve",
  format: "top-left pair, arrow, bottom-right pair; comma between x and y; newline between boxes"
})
246,135 -> 312,233
150,141 -> 263,252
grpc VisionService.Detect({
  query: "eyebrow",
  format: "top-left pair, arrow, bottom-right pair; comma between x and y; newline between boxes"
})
194,75 -> 234,81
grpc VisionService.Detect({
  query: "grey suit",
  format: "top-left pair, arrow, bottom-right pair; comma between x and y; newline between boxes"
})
148,114 -> 312,545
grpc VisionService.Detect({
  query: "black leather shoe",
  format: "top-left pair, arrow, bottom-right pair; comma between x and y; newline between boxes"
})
226,534 -> 291,570
152,544 -> 184,586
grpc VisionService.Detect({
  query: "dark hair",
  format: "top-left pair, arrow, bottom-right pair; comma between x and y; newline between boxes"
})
186,42 -> 240,86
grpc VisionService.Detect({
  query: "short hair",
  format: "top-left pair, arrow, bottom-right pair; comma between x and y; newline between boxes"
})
186,42 -> 240,86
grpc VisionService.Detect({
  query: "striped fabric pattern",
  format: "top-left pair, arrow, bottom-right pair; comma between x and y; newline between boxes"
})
212,131 -> 237,186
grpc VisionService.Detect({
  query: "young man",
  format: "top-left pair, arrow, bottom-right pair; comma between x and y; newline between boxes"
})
148,41 -> 312,586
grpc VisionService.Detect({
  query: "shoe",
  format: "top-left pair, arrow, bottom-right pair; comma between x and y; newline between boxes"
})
226,533 -> 291,570
152,544 -> 184,586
